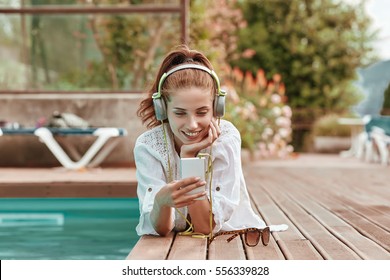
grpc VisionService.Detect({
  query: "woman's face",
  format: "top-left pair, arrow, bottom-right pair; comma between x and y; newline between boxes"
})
166,86 -> 214,151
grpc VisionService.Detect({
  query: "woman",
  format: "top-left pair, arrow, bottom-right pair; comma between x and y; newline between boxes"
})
135,45 -> 282,238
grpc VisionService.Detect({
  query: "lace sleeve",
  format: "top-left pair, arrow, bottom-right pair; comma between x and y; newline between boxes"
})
134,127 -> 178,236
134,125 -> 182,236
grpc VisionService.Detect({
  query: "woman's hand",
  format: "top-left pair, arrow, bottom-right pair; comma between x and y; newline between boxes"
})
151,177 -> 207,236
180,118 -> 221,158
155,177 -> 207,209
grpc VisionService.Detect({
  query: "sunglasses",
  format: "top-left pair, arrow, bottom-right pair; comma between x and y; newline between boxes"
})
208,226 -> 270,247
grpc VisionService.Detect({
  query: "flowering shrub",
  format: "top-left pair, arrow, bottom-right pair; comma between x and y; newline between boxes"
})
222,66 -> 294,158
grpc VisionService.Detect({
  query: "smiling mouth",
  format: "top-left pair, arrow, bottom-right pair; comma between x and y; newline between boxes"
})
183,130 -> 202,137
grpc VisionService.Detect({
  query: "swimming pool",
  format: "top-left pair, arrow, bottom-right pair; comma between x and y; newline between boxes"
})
0,198 -> 139,260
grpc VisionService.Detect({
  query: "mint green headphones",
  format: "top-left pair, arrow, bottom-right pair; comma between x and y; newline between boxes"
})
152,64 -> 227,121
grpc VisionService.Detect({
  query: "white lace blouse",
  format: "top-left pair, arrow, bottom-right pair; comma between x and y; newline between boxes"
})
134,119 -> 266,236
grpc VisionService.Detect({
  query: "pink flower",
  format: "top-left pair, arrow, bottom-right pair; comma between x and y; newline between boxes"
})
225,85 -> 240,104
276,117 -> 291,127
242,48 -> 256,58
282,105 -> 292,118
271,94 -> 282,104
272,107 -> 282,116
278,128 -> 291,138
256,69 -> 267,88
273,73 -> 282,83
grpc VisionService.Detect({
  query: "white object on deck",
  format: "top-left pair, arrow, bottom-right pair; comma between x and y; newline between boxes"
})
34,127 -> 125,170
370,126 -> 390,165
0,126 -> 127,170
337,117 -> 365,158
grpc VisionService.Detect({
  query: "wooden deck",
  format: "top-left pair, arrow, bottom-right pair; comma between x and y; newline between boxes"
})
0,167 -> 137,197
0,154 -> 389,259
127,154 -> 390,260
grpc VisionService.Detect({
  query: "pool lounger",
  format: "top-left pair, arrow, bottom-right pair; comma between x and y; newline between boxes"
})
0,127 -> 127,170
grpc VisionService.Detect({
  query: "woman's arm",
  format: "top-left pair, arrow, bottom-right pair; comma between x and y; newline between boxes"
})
150,200 -> 174,236
150,178 -> 208,236
184,120 -> 243,234
188,199 -> 216,234
180,119 -> 220,234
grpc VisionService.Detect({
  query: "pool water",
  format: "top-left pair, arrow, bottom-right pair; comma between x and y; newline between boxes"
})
0,198 -> 140,260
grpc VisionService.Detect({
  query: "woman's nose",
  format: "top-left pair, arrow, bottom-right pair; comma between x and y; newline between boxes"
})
187,116 -> 198,129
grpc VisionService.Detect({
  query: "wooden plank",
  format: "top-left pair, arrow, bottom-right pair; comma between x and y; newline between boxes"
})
280,168 -> 390,253
288,168 -> 390,206
246,175 -> 323,260
333,196 -> 390,231
340,168 -> 390,199
264,170 -> 390,260
284,168 -> 390,223
251,177 -> 361,260
167,235 -> 207,260
332,208 -> 390,252
208,234 -> 246,260
0,167 -> 136,184
0,167 -> 137,197
245,189 -> 286,259
126,233 -> 174,260
245,238 -> 285,260
277,239 -> 323,260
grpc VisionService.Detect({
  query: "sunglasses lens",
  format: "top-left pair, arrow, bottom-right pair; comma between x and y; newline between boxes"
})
246,230 -> 260,246
262,227 -> 270,246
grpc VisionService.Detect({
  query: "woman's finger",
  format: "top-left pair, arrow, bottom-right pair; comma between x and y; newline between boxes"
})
174,191 -> 207,208
209,123 -> 217,140
211,118 -> 221,136
209,121 -> 220,143
175,200 -> 196,209
172,177 -> 201,190
178,180 -> 206,195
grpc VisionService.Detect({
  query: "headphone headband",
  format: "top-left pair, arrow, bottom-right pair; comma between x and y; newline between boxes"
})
153,64 -> 225,100
152,63 -> 226,121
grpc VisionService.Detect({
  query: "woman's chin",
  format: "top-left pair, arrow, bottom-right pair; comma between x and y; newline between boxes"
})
181,138 -> 198,145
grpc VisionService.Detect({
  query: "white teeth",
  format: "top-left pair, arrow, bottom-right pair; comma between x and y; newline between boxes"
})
184,131 -> 200,137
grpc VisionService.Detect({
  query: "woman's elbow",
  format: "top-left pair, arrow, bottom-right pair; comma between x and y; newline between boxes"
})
193,222 -> 215,235
196,228 -> 212,235
155,224 -> 173,237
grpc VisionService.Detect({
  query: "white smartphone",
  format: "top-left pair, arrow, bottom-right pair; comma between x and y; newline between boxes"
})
180,157 -> 206,200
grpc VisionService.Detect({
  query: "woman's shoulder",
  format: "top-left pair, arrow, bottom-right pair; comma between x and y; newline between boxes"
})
134,124 -> 170,161
219,119 -> 240,138
135,124 -> 165,146
211,120 -> 241,156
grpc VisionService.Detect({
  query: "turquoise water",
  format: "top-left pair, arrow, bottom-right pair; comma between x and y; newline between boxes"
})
0,198 -> 140,260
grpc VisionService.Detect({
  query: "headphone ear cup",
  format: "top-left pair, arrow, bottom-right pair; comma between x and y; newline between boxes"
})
153,96 -> 167,121
214,95 -> 226,118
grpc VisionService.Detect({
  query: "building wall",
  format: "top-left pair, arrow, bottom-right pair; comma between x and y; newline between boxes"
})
0,94 -> 147,167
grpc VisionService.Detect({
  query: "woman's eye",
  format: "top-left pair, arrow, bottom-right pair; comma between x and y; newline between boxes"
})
174,111 -> 185,116
197,111 -> 208,116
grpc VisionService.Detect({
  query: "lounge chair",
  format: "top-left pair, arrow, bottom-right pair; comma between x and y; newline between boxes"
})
370,126 -> 390,165
357,115 -> 390,164
0,127 -> 127,170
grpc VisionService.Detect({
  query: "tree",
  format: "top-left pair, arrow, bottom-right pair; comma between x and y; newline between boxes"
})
79,0 -> 181,90
232,0 -> 377,112
23,0 -> 183,90
190,1 -> 294,157
189,0 -> 246,73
